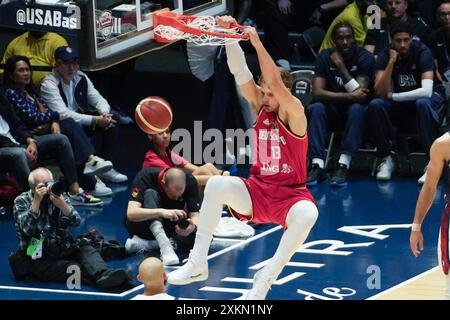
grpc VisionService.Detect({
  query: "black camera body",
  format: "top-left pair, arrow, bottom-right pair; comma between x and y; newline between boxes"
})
176,218 -> 189,229
45,181 -> 65,197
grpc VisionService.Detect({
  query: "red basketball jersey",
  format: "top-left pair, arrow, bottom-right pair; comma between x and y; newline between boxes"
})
250,111 -> 308,186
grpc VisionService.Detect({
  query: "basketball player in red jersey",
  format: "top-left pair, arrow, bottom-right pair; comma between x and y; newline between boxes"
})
167,16 -> 319,300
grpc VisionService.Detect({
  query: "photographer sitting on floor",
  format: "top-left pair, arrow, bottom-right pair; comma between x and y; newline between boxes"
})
9,167 -> 133,290
124,167 -> 200,266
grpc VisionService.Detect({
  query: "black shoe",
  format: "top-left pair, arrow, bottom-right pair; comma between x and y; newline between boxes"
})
96,269 -> 127,290
307,164 -> 326,186
330,164 -> 348,187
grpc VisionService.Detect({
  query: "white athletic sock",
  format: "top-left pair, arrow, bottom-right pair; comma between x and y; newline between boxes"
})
190,183 -> 224,261
149,220 -> 173,252
338,154 -> 351,168
312,158 -> 324,169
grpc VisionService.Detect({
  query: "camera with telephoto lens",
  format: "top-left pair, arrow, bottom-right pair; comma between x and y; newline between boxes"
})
176,218 -> 189,229
44,181 -> 65,197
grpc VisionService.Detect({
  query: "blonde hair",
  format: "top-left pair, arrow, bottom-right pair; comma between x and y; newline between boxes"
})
258,67 -> 293,89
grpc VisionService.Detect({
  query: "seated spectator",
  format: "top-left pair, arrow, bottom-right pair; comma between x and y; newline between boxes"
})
1,31 -> 68,84
40,46 -> 127,184
307,23 -> 374,187
364,0 -> 431,55
320,0 -> 376,52
3,55 -> 114,198
125,168 -> 200,266
131,257 -> 175,300
260,0 -> 301,70
408,0 -> 440,29
368,22 -> 445,184
429,1 -> 450,83
142,128 -> 229,187
310,0 -> 352,27
10,168 -> 133,290
0,88 -> 102,205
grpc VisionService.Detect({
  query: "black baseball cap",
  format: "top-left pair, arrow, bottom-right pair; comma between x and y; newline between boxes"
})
54,46 -> 78,62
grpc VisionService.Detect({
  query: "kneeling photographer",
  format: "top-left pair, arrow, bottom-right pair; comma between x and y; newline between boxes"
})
10,167 -> 133,290
125,167 -> 200,266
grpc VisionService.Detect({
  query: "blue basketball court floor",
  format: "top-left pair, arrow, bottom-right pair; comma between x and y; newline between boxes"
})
0,128 -> 444,300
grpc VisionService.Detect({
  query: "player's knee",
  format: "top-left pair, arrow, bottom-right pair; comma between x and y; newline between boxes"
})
287,201 -> 318,228
203,176 -> 239,203
203,176 -> 226,200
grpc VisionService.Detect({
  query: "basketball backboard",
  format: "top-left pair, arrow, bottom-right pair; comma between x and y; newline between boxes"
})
0,0 -> 229,70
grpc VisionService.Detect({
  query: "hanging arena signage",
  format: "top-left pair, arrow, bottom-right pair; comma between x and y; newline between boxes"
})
0,1 -> 80,34
16,7 -> 78,29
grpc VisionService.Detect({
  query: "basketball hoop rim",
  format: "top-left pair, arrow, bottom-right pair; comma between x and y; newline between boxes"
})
153,10 -> 249,41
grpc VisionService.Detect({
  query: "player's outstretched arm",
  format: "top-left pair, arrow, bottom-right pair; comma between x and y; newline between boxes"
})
217,16 -> 262,114
410,136 -> 447,257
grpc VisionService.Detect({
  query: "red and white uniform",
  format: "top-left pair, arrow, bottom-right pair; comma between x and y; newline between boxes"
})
229,111 -> 315,228
439,158 -> 450,274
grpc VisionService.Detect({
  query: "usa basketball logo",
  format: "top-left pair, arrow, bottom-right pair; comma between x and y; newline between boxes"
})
96,10 -> 122,40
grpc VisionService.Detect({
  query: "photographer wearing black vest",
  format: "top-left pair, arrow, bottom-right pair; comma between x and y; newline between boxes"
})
10,167 -> 133,290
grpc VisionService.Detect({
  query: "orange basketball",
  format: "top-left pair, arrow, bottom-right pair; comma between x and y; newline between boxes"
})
135,96 -> 173,134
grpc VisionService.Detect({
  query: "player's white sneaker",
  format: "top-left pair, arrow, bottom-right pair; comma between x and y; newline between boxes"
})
167,252 -> 208,285
245,268 -> 277,300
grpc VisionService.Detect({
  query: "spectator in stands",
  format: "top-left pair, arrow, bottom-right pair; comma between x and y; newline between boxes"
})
320,0 -> 376,52
260,0 -> 300,70
0,88 -> 102,205
131,257 -> 175,300
310,0 -> 352,27
1,31 -> 68,84
40,46 -> 127,184
142,128 -> 229,187
408,0 -> 440,29
429,1 -> 450,83
364,0 -> 431,55
10,168 -> 133,290
307,23 -> 374,187
368,22 -> 445,184
125,168 -> 200,266
3,55 -> 114,198
233,0 -> 253,25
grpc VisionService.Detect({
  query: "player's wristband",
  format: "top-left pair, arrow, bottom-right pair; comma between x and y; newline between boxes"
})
412,223 -> 422,232
344,79 -> 360,92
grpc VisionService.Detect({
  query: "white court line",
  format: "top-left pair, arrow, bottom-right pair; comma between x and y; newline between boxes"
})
366,266 -> 440,300
0,226 -> 283,297
0,285 -> 123,297
207,226 -> 282,260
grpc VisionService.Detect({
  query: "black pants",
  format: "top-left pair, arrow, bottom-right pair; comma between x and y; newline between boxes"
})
125,189 -> 196,251
367,94 -> 445,158
15,245 -> 110,286
261,0 -> 304,62
59,118 -> 97,191
83,112 -> 121,164
0,133 -> 78,190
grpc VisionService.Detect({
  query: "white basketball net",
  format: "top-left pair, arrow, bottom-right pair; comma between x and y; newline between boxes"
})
154,16 -> 246,46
